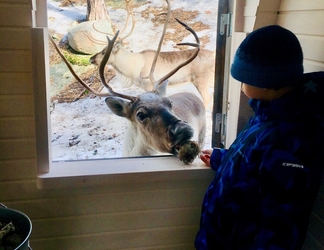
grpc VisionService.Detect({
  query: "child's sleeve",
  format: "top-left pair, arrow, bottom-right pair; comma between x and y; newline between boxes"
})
210,147 -> 228,171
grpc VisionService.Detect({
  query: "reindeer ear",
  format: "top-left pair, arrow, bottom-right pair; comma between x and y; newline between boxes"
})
105,97 -> 130,118
113,41 -> 122,53
155,80 -> 169,97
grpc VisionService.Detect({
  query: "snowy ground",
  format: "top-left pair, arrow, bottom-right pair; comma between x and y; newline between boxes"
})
48,0 -> 218,161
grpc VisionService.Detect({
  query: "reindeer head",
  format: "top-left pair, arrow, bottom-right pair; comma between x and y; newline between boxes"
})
90,0 -> 135,66
105,80 -> 195,154
89,41 -> 123,66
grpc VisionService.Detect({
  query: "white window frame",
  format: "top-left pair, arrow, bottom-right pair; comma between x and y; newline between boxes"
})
31,0 -> 219,189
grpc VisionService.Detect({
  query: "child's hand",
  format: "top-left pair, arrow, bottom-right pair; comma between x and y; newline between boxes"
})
200,149 -> 213,167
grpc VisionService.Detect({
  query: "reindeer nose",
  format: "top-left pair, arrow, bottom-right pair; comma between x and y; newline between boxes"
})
89,57 -> 95,64
168,121 -> 194,144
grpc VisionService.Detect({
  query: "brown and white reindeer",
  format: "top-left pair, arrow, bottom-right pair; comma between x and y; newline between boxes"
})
89,0 -> 215,109
49,0 -> 206,158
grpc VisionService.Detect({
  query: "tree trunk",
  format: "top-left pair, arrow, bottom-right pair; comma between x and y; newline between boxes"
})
87,0 -> 110,21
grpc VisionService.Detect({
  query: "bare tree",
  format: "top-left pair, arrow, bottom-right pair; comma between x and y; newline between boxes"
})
87,0 -> 110,21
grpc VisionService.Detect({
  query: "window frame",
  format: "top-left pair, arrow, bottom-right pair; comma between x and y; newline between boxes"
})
31,0 -> 234,189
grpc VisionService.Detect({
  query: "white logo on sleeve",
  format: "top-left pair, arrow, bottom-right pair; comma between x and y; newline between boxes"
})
282,162 -> 304,169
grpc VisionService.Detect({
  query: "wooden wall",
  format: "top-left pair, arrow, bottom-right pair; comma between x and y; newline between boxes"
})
0,0 -> 36,179
278,0 -> 324,72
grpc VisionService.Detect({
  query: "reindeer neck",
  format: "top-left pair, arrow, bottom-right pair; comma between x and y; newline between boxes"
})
124,122 -> 159,156
111,48 -> 144,78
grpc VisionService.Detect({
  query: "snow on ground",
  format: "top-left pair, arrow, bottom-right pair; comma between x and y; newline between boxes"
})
48,0 -> 218,161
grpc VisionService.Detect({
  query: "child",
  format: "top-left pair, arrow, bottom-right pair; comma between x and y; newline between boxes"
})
195,25 -> 324,249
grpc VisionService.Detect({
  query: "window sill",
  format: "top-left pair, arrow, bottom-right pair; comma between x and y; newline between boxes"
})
37,156 -> 212,189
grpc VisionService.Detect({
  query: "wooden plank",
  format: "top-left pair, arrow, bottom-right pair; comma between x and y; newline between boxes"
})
0,95 -> 34,117
0,5 -> 32,27
0,117 -> 35,138
244,5 -> 258,16
277,11 -> 324,35
3,187 -> 207,219
33,0 -> 48,27
29,226 -> 198,250
1,177 -> 210,202
31,207 -> 201,239
226,32 -> 247,146
30,28 -> 51,175
258,0 -> 281,11
0,72 -> 33,95
303,60 -> 324,73
0,159 -> 36,181
0,51 -> 32,72
0,139 -> 36,160
245,0 -> 260,7
29,243 -> 195,250
254,12 -> 278,29
298,35 -> 324,63
280,0 -> 324,11
243,16 -> 256,33
234,0 -> 245,32
0,28 -> 31,49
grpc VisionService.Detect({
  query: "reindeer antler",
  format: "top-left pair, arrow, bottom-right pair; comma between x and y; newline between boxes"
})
99,31 -> 137,101
140,0 -> 171,84
152,18 -> 200,91
140,0 -> 200,91
49,33 -> 137,101
119,0 -> 136,42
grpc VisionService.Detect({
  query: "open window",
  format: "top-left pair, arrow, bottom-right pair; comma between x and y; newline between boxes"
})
31,0 -> 238,188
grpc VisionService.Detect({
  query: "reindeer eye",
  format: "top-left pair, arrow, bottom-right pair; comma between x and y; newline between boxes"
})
165,99 -> 172,109
136,111 -> 148,122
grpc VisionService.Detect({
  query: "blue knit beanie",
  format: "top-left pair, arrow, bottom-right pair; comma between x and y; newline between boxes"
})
230,25 -> 304,89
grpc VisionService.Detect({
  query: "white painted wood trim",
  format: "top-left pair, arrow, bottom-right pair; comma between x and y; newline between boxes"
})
225,32 -> 247,146
31,27 -> 52,174
37,156 -> 212,189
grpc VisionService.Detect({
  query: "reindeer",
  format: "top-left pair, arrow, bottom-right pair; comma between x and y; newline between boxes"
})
49,0 -> 206,158
89,0 -> 215,109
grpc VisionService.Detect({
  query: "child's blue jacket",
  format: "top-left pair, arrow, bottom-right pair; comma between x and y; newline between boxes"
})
195,72 -> 324,250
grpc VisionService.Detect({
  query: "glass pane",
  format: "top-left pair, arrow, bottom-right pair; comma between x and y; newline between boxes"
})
47,0 -> 218,161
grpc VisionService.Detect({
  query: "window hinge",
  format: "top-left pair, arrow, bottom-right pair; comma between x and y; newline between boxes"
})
215,113 -> 226,135
220,12 -> 232,37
